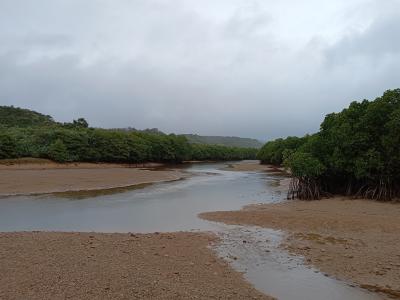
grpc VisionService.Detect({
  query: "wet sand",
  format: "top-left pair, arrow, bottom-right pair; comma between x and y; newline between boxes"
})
200,199 -> 400,298
0,160 -> 184,196
0,231 -> 271,300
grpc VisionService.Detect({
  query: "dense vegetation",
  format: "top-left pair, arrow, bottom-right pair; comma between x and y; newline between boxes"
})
0,106 -> 257,163
184,134 -> 263,148
0,106 -> 55,128
257,136 -> 309,165
258,89 -> 400,201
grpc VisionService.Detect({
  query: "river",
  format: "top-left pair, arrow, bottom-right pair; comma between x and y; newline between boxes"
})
0,161 -> 380,300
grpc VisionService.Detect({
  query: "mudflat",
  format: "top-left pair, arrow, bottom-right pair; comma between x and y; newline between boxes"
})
0,232 -> 271,300
0,160 -> 184,196
200,198 -> 400,298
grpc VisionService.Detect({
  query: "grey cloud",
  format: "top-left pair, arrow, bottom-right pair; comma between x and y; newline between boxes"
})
22,33 -> 73,48
0,0 -> 399,140
324,10 -> 400,66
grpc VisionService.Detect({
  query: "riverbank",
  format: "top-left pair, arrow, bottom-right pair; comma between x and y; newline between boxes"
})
224,160 -> 286,172
200,198 -> 400,298
0,159 -> 184,196
0,231 -> 271,300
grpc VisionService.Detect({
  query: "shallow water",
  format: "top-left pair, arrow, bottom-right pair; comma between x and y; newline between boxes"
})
0,162 -> 282,232
213,224 -> 379,300
0,161 -> 380,299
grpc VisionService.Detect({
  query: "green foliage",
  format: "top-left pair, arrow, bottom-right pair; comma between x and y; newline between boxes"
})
257,136 -> 309,165
190,144 -> 258,161
260,89 -> 400,201
184,134 -> 263,148
284,151 -> 325,179
0,132 -> 17,159
47,139 -> 70,162
0,106 -> 55,127
63,118 -> 89,129
0,106 -> 257,164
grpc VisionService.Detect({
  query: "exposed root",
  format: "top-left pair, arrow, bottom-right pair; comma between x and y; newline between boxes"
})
288,177 -> 399,201
287,177 -> 322,200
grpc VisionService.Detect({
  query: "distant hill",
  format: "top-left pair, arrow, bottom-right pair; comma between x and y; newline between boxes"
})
0,106 -> 263,149
0,106 -> 55,128
184,134 -> 263,148
115,127 -> 165,135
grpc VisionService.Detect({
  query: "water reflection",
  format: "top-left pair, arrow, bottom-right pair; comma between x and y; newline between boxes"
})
0,162 -> 282,232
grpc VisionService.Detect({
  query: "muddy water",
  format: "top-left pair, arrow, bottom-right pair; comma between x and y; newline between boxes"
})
0,162 -> 380,300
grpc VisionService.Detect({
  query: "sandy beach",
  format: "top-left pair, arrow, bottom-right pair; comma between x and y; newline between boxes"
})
201,198 -> 400,298
0,159 -> 184,196
0,231 -> 271,300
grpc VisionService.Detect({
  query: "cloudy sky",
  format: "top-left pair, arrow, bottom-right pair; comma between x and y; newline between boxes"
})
0,0 -> 399,140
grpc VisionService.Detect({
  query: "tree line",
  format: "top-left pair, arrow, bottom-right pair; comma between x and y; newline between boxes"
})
258,89 -> 400,201
0,107 -> 258,163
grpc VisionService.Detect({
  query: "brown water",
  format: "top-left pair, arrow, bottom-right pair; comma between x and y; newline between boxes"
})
0,161 -> 380,300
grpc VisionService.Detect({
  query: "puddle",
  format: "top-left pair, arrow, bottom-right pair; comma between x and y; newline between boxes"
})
212,224 -> 381,300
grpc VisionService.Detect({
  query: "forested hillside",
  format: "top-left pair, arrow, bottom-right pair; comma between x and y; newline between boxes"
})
0,107 -> 257,163
0,106 -> 56,128
258,89 -> 400,201
184,134 -> 263,148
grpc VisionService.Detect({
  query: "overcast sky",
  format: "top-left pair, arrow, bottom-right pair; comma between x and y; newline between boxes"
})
0,0 -> 399,140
